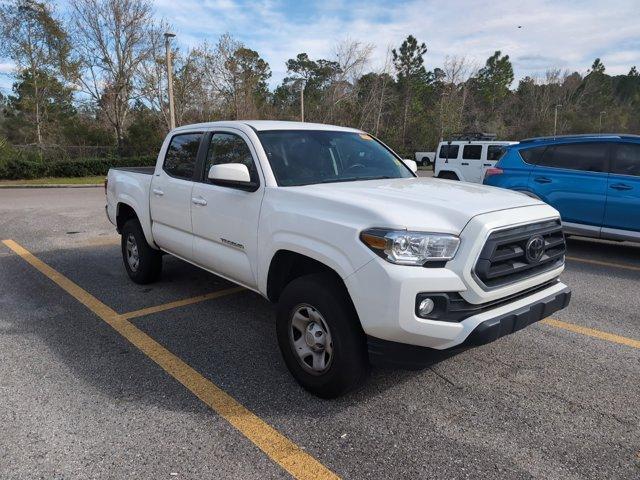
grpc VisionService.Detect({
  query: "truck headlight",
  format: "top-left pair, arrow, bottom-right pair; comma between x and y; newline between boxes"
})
360,228 -> 460,266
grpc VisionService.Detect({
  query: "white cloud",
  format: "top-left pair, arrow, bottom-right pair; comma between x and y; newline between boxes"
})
2,0 -> 635,89
151,0 -> 640,86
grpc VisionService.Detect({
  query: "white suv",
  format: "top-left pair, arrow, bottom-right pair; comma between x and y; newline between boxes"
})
435,139 -> 517,183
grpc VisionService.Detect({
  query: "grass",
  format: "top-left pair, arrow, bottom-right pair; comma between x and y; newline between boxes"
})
0,176 -> 105,186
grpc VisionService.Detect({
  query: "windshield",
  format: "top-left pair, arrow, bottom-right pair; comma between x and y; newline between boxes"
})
257,130 -> 414,186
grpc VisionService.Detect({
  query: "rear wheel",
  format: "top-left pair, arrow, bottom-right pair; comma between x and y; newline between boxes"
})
121,218 -> 162,284
276,273 -> 369,398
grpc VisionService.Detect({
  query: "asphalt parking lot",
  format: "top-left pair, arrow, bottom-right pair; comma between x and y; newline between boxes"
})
1,186 -> 639,480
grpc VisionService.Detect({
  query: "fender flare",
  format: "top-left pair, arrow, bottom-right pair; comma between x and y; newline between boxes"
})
259,234 -> 363,296
116,195 -> 158,249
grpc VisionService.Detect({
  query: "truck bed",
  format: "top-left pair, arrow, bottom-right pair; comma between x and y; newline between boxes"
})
111,166 -> 155,175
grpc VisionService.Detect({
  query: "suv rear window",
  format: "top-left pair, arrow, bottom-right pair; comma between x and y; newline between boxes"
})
519,146 -> 546,165
463,145 -> 482,159
487,145 -> 506,161
538,142 -> 608,172
611,143 -> 640,177
163,133 -> 202,179
439,145 -> 459,159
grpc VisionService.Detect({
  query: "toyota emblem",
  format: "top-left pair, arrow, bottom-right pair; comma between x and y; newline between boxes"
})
525,235 -> 545,263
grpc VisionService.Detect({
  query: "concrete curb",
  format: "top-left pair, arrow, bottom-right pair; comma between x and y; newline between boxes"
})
0,184 -> 102,189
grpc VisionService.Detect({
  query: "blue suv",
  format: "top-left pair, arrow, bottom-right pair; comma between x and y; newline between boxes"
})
484,134 -> 640,243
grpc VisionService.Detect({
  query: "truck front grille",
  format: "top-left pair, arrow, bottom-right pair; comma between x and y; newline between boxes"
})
474,219 -> 566,289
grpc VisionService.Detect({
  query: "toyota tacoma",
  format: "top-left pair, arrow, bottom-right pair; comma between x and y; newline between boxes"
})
105,121 -> 571,398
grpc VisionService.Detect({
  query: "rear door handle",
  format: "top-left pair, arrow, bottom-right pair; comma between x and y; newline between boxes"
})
610,183 -> 632,191
534,177 -> 552,184
483,163 -> 492,167
191,196 -> 208,206
152,188 -> 164,196
461,162 -> 469,166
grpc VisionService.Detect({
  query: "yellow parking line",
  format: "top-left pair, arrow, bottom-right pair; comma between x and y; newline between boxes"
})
566,256 -> 640,272
2,239 -> 338,480
121,287 -> 245,320
542,318 -> 640,349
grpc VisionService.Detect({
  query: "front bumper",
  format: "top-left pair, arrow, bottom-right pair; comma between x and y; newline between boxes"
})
344,249 -> 569,349
368,285 -> 571,367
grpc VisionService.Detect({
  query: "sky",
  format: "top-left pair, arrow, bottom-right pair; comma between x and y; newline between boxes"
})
1,0 -> 639,93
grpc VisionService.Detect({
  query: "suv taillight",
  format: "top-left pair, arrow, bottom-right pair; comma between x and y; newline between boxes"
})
484,167 -> 503,179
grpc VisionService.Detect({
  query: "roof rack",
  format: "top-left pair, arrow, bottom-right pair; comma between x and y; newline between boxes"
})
448,132 -> 497,141
520,133 -> 640,143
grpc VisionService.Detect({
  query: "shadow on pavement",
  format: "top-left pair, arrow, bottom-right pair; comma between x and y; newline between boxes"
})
1,242 -> 442,417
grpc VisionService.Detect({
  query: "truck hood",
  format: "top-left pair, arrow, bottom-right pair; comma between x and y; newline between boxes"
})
291,177 -> 546,233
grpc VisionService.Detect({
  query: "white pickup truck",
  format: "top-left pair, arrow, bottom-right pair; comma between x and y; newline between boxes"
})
106,120 -> 571,398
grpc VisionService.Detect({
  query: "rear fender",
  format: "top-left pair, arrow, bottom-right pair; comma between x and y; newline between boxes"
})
117,194 -> 157,249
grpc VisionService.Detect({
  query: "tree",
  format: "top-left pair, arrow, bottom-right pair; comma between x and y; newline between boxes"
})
285,53 -> 340,90
0,0 -> 73,146
225,47 -> 271,119
280,52 -> 341,122
195,34 -> 271,119
437,56 -> 475,139
5,69 -> 76,144
590,58 -> 606,74
392,35 -> 428,148
475,50 -> 514,111
70,0 -> 157,150
392,35 -> 427,82
139,41 -> 210,130
581,58 -> 613,128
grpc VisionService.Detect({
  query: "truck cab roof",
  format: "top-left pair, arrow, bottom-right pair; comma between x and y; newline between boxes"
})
171,120 -> 362,133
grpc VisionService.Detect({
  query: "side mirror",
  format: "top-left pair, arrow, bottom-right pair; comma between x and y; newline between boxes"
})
208,163 -> 257,191
403,159 -> 418,173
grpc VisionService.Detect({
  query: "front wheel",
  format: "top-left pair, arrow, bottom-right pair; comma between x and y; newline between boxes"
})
121,218 -> 162,284
276,273 -> 369,398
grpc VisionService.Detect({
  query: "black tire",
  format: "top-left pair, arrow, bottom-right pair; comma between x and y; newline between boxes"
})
438,171 -> 459,180
121,218 -> 162,284
276,272 -> 369,398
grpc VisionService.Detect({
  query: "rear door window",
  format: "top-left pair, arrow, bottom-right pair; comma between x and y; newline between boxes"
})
537,142 -> 608,172
487,145 -> 506,161
439,145 -> 459,159
462,145 -> 482,160
519,146 -> 546,164
611,143 -> 640,177
163,133 -> 202,179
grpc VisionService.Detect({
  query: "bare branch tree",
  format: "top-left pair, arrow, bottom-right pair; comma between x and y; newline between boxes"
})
70,0 -> 156,149
324,39 -> 373,123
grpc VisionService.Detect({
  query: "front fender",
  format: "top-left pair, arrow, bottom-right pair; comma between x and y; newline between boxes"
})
257,231 -> 372,296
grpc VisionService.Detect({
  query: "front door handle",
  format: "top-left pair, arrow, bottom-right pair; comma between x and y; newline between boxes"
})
534,176 -> 552,184
152,188 -> 164,196
610,183 -> 632,191
192,196 -> 208,206
461,162 -> 469,166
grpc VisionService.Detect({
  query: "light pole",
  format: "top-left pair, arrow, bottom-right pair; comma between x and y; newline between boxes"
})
553,104 -> 562,137
164,32 -> 176,130
440,91 -> 449,141
295,79 -> 306,122
599,111 -> 606,132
